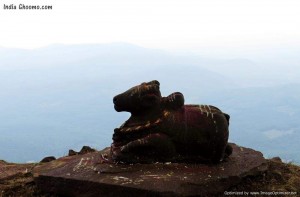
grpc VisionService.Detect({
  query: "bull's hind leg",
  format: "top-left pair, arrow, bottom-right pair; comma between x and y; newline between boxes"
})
210,113 -> 231,163
114,133 -> 176,163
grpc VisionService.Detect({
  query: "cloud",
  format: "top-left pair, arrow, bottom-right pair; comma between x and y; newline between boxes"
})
263,129 -> 294,140
276,105 -> 296,116
26,160 -> 36,163
39,102 -> 62,109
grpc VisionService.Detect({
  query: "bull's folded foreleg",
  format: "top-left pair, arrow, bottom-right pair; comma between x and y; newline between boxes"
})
113,133 -> 176,163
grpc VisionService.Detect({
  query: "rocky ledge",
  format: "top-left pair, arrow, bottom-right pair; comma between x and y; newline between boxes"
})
1,144 -> 299,197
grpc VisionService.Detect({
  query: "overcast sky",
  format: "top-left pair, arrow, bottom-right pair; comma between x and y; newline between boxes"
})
0,0 -> 299,52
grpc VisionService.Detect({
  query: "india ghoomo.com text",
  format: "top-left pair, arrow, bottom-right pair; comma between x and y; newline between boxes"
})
3,4 -> 53,10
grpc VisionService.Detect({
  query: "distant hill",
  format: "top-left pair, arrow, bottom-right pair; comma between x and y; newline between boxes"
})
0,43 -> 299,163
200,84 -> 300,163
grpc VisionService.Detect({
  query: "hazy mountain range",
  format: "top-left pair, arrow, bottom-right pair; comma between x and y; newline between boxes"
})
0,43 -> 299,163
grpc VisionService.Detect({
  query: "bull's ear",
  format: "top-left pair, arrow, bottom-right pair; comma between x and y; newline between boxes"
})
141,94 -> 160,108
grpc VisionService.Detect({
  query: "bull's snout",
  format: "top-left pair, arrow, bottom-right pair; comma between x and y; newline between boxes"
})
113,94 -> 124,112
113,96 -> 118,104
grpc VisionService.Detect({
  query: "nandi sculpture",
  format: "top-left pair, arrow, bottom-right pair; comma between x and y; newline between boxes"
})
111,80 -> 232,163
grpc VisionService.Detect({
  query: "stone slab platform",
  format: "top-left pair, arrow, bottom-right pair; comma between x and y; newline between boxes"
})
33,143 -> 268,196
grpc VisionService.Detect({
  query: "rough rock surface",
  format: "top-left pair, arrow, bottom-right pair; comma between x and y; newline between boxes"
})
0,160 -> 40,196
0,160 -> 34,180
1,145 -> 300,197
33,143 -> 268,196
40,157 -> 56,163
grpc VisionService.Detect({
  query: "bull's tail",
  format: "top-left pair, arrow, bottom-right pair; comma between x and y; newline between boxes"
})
223,113 -> 231,157
224,113 -> 230,126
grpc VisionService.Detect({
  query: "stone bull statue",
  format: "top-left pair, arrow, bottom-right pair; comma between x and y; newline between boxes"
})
111,80 -> 232,163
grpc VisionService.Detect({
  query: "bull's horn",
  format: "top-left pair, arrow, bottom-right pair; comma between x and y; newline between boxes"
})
149,80 -> 160,86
